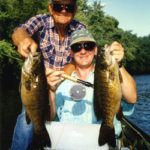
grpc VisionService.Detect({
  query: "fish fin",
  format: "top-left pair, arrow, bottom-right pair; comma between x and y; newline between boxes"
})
109,70 -> 115,81
25,112 -> 31,124
25,80 -> 31,90
99,125 -> 116,147
27,127 -> 51,149
116,105 -> 123,121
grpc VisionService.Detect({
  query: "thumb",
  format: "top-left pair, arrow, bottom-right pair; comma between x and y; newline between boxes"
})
45,68 -> 54,76
30,42 -> 38,54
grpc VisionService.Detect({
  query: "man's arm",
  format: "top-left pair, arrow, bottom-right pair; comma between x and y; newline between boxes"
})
120,67 -> 137,103
45,68 -> 65,120
49,90 -> 56,121
110,41 -> 137,104
12,27 -> 38,58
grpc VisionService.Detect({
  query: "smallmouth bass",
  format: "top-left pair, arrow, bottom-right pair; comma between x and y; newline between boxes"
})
20,52 -> 51,149
94,45 -> 122,147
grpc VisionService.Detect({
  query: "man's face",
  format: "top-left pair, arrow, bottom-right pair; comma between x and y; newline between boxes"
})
49,0 -> 77,25
71,42 -> 97,68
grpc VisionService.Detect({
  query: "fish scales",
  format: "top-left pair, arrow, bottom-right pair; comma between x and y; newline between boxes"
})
94,45 -> 122,147
20,52 -> 51,149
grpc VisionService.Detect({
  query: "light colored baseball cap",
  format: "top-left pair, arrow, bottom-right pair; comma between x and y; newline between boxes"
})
70,29 -> 96,46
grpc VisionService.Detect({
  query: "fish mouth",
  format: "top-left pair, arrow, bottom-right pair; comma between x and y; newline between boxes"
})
22,52 -> 41,76
22,59 -> 32,76
32,52 -> 40,58
29,52 -> 41,60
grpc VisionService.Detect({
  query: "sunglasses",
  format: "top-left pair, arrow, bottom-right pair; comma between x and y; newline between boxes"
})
71,42 -> 96,53
53,3 -> 75,13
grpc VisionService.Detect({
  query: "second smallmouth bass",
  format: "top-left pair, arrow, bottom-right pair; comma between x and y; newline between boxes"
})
94,45 -> 122,147
20,52 -> 51,149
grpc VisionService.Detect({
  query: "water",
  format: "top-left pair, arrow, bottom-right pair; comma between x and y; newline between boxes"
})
127,74 -> 150,136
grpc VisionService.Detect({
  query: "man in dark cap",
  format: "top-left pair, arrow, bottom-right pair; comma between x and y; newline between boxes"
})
11,0 -> 85,150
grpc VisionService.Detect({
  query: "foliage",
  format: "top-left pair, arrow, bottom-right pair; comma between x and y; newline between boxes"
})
75,0 -> 150,75
0,0 -> 49,80
0,0 -> 150,82
0,40 -> 23,80
75,0 -> 89,25
135,35 -> 150,74
1,2 -> 150,149
0,0 -> 49,40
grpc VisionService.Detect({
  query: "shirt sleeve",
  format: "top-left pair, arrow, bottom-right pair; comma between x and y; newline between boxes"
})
70,19 -> 86,31
19,14 -> 45,36
121,100 -> 135,116
77,22 -> 86,30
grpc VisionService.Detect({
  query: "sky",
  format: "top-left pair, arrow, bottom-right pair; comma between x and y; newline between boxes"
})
88,0 -> 150,37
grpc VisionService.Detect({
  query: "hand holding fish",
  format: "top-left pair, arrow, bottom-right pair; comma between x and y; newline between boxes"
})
110,41 -> 124,65
109,42 -> 137,103
12,28 -> 38,58
18,37 -> 38,58
45,68 -> 64,92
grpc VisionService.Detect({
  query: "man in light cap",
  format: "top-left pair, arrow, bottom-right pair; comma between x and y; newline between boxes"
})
11,0 -> 85,150
47,29 -> 137,147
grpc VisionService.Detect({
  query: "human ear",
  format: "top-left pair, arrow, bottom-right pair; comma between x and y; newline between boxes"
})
69,47 -> 74,57
49,3 -> 53,15
94,45 -> 98,55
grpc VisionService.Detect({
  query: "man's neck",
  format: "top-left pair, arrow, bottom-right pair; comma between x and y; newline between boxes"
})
55,23 -> 68,43
75,65 -> 94,81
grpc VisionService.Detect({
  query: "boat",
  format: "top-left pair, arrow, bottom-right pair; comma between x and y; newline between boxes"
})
45,117 -> 150,150
120,117 -> 150,150
45,121 -> 109,150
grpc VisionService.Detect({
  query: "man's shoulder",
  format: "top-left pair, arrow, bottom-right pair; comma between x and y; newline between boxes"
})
32,14 -> 51,21
23,14 -> 51,24
70,19 -> 86,29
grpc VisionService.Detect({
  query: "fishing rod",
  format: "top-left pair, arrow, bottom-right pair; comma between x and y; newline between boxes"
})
61,74 -> 94,88
1,52 -> 23,62
1,52 -> 94,88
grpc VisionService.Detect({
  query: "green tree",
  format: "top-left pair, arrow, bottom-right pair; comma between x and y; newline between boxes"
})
0,0 -> 49,40
135,35 -> 150,74
0,40 -> 22,80
0,0 -> 150,79
0,0 -> 49,80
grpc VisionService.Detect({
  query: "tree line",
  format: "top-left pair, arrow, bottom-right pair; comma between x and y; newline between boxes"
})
0,0 -> 150,82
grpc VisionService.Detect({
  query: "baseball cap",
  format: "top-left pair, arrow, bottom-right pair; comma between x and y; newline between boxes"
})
70,29 -> 96,46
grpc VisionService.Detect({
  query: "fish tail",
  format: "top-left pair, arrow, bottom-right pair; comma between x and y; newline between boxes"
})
98,124 -> 116,147
28,127 -> 51,149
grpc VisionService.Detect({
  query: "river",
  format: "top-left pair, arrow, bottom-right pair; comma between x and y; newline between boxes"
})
127,74 -> 150,136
